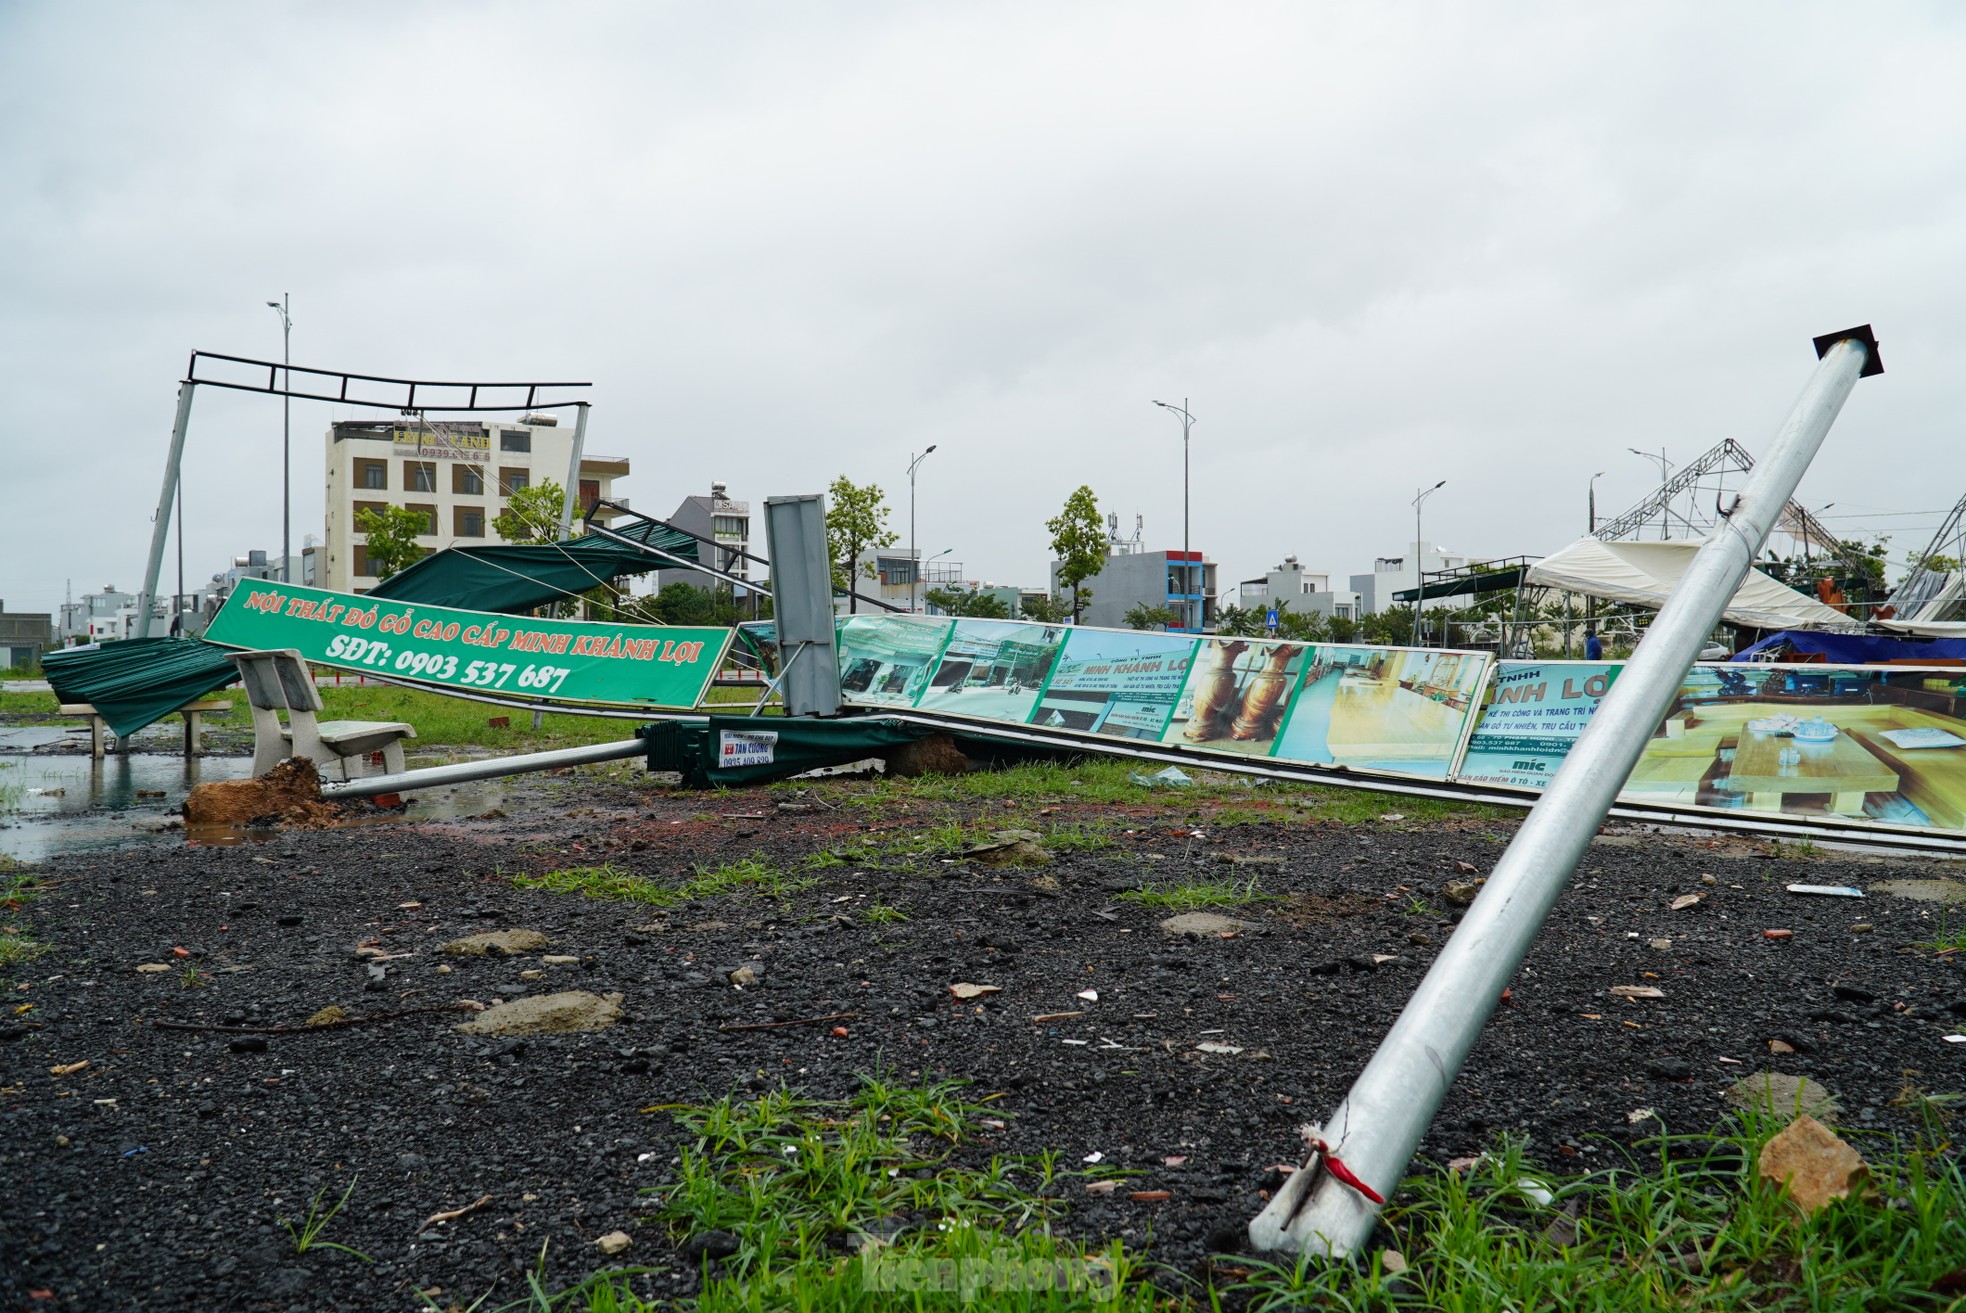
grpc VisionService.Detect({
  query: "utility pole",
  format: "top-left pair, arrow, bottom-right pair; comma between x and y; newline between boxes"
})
265,295 -> 292,581
908,446 -> 937,613
1152,400 -> 1195,629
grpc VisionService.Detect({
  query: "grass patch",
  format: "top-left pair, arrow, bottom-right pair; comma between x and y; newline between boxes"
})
438,1087 -> 1966,1312
860,903 -> 908,924
1914,909 -> 1966,953
646,1075 -> 1155,1311
1116,874 -> 1267,910
279,1176 -> 372,1263
1,870 -> 44,977
514,855 -> 815,908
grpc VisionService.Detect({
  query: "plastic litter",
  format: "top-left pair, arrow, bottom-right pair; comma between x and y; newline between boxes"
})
1786,884 -> 1864,898
1128,766 -> 1193,788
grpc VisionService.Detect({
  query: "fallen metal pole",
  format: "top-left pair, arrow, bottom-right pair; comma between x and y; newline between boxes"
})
1250,328 -> 1882,1259
321,734 -> 662,799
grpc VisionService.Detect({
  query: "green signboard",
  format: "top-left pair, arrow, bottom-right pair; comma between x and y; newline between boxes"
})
206,580 -> 731,709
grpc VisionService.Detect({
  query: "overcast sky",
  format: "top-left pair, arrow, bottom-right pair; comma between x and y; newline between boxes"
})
4,2 -> 1963,618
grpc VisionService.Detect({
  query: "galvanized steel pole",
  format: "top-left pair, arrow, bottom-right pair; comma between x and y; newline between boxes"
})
322,734 -> 658,800
558,402 -> 591,534
136,383 -> 199,639
1250,328 -> 1881,1259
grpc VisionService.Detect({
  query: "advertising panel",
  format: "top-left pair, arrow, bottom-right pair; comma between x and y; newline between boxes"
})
1269,646 -> 1491,778
916,619 -> 1068,722
836,615 -> 952,707
1457,661 -> 1622,788
1461,660 -> 1966,834
1027,629 -> 1197,740
1160,637 -> 1312,757
205,580 -> 730,708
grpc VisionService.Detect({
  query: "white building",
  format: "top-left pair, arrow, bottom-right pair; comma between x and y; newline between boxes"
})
321,415 -> 629,592
837,547 -> 965,614
1237,555 -> 1361,621
1350,541 -> 1468,614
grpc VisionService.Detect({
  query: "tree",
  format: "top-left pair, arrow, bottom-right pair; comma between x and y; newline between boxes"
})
1213,604 -> 1266,637
1122,602 -> 1179,631
825,477 -> 898,613
355,505 -> 433,581
1020,593 -> 1071,623
1275,602 -> 1330,643
1047,485 -> 1105,623
493,478 -> 568,546
1326,613 -> 1362,643
925,585 -> 1010,618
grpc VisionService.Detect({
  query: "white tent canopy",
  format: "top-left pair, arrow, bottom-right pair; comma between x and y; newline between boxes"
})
1526,539 -> 1854,630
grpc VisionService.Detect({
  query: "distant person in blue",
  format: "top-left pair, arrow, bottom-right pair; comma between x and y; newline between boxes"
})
1584,629 -> 1603,662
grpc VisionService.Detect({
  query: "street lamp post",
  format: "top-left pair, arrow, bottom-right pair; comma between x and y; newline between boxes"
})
1152,399 -> 1195,629
1411,480 -> 1446,647
908,446 -> 938,613
265,295 -> 292,582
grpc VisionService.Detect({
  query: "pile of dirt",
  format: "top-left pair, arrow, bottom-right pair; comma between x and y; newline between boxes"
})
181,756 -> 342,828
882,733 -> 970,777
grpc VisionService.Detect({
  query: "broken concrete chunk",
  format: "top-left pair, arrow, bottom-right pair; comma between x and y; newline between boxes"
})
1442,879 -> 1482,906
1726,1071 -> 1839,1123
1757,1115 -> 1868,1213
453,991 -> 624,1036
440,930 -> 550,957
596,1230 -> 634,1256
962,831 -> 1052,867
948,982 -> 1002,1000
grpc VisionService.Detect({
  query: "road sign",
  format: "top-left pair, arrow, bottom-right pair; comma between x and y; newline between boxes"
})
1266,608 -> 1279,630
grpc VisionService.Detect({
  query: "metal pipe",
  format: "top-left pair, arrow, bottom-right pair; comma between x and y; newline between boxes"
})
559,402 -> 590,533
137,383 -> 199,639
1251,329 -> 1880,1259
321,734 -> 662,799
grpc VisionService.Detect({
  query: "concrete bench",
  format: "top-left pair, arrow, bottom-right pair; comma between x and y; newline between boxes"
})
58,699 -> 232,759
227,648 -> 416,781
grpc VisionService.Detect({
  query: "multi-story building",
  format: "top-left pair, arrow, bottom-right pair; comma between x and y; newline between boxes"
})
835,548 -> 965,613
321,415 -> 629,592
1050,548 -> 1217,632
1237,555 -> 1362,621
1349,540 -> 1468,614
654,482 -> 754,592
1,602 -> 53,669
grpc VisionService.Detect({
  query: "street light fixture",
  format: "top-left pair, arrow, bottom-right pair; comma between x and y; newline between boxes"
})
266,295 -> 293,582
908,445 -> 938,614
1588,470 -> 1606,534
1412,480 -> 1446,647
1152,399 -> 1195,629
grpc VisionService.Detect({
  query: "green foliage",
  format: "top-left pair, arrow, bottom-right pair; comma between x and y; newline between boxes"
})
860,903 -> 909,924
825,477 -> 898,613
1046,485 -> 1105,623
279,1177 -> 372,1262
1019,593 -> 1071,623
1213,604 -> 1265,637
1360,602 -> 1418,646
513,855 -> 815,907
924,585 -> 1009,618
627,581 -> 739,627
491,478 -> 568,546
1120,602 -> 1178,631
1116,874 -> 1267,909
354,504 -> 434,581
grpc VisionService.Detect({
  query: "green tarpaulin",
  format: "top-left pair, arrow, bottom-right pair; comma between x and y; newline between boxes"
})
368,521 -> 702,614
643,714 -> 1078,788
43,637 -> 240,739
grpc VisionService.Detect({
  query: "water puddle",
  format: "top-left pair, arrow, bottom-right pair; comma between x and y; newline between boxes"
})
0,751 -> 517,864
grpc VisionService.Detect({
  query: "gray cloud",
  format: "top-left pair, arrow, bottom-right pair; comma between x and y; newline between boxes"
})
3,2 -> 1962,616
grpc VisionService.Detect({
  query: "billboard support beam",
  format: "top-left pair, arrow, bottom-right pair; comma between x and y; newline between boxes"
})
1250,328 -> 1882,1260
136,383 -> 199,640
764,494 -> 843,717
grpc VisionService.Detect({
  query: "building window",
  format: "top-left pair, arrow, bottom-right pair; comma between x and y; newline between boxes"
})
352,500 -> 386,525
579,479 -> 600,510
455,506 -> 485,538
352,545 -> 374,577
499,466 -> 529,494
405,461 -> 437,493
712,515 -> 748,537
404,504 -> 438,535
356,459 -> 387,490
500,430 -> 531,453
453,465 -> 484,495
